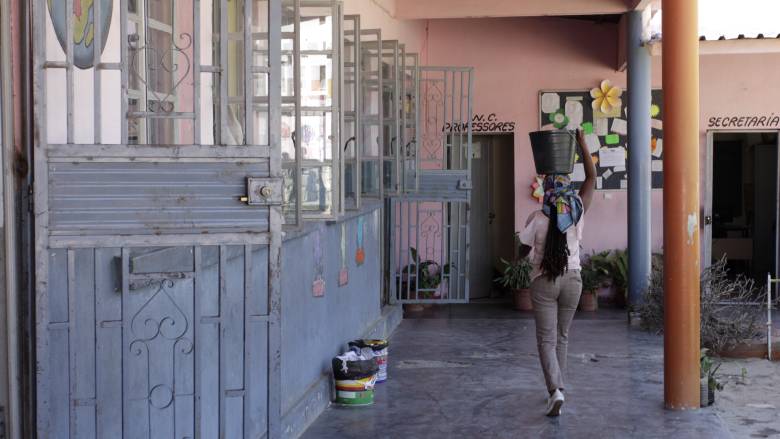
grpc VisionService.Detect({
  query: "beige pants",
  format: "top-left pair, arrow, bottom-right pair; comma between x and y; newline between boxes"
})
530,270 -> 582,392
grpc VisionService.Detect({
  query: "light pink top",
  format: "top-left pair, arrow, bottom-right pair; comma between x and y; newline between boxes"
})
518,210 -> 584,281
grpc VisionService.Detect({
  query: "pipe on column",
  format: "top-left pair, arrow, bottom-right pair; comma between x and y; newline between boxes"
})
627,10 -> 652,308
662,0 -> 701,409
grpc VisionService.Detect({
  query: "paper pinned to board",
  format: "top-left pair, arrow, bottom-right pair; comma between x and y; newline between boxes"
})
541,93 -> 561,113
652,119 -> 663,130
620,179 -> 628,189
602,169 -> 613,180
605,134 -> 620,145
652,160 -> 663,172
571,163 -> 586,182
581,122 -> 594,135
596,177 -> 603,189
652,138 -> 663,158
611,118 -> 628,135
613,165 -> 626,173
584,133 -> 601,151
565,99 -> 584,130
599,147 -> 626,168
594,118 -> 609,136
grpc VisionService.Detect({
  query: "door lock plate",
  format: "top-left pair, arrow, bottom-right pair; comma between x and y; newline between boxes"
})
243,177 -> 283,206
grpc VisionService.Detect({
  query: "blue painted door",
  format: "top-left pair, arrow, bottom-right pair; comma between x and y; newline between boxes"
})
33,0 -> 283,437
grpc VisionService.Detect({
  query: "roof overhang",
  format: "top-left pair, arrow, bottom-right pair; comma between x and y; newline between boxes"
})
648,38 -> 780,56
394,0 -> 636,20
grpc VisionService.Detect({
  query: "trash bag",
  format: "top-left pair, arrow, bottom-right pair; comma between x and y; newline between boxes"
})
332,347 -> 378,381
348,339 -> 389,351
348,339 -> 389,382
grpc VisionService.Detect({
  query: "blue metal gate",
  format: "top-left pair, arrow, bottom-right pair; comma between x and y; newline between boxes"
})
33,0 -> 283,437
390,67 -> 474,304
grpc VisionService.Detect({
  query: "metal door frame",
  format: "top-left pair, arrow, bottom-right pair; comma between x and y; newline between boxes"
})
704,129 -> 780,281
390,66 -> 473,304
358,29 -> 383,200
31,0 -> 283,436
402,50 -> 419,193
342,14 -> 361,211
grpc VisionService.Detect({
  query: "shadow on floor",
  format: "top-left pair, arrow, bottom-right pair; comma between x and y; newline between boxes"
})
403,301 -> 630,321
301,304 -> 730,439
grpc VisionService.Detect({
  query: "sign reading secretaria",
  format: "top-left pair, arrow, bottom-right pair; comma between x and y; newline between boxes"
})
708,115 -> 780,129
442,113 -> 515,133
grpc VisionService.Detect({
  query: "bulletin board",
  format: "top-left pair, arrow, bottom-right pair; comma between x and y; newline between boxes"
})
538,89 -> 664,190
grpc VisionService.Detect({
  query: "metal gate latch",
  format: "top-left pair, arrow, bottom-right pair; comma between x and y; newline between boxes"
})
240,177 -> 283,206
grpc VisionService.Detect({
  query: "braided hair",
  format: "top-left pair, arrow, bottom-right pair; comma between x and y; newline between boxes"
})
540,174 -> 581,281
541,212 -> 570,281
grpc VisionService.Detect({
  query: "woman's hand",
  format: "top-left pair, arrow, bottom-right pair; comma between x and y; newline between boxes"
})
576,128 -> 596,212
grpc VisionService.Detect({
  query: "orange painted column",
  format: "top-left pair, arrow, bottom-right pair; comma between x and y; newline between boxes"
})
662,0 -> 701,409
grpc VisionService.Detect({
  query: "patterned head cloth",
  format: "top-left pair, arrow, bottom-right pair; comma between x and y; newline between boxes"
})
542,174 -> 583,233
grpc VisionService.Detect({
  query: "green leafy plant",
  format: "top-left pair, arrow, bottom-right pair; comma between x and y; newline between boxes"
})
401,247 -> 454,298
580,261 -> 602,292
700,348 -> 724,392
610,249 -> 629,292
495,258 -> 532,290
587,250 -> 613,286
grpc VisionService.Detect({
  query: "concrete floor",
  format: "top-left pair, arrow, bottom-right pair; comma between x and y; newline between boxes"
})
301,303 -> 731,439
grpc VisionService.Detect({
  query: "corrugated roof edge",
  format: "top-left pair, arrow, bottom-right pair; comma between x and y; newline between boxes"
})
699,33 -> 780,41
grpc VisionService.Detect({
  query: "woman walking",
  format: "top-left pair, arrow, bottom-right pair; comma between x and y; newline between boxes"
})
518,129 -> 596,416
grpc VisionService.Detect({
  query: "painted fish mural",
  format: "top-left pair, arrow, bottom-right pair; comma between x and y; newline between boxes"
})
48,0 -> 113,69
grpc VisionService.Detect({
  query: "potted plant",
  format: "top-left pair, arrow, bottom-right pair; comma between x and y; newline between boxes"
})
609,249 -> 629,308
496,258 -> 533,311
700,349 -> 723,407
587,250 -> 613,303
401,247 -> 453,312
579,261 -> 600,311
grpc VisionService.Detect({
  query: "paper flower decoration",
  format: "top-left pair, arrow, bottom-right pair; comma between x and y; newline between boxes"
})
548,110 -> 569,129
590,80 -> 623,114
531,176 -> 545,203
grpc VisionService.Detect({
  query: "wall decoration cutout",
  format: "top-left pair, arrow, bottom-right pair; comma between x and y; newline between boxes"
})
48,0 -> 114,69
548,110 -> 569,129
338,223 -> 349,286
312,226 -> 325,297
590,80 -> 623,116
539,88 -> 664,190
355,216 -> 366,266
531,176 -> 544,203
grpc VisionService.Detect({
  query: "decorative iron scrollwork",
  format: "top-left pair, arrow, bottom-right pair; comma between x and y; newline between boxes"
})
129,278 -> 194,416
128,32 -> 193,113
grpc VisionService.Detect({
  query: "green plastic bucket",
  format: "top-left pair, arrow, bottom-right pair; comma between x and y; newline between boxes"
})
529,130 -> 577,175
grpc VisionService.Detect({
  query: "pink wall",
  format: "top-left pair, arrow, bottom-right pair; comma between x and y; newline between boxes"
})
423,16 -> 780,255
343,0 -> 427,54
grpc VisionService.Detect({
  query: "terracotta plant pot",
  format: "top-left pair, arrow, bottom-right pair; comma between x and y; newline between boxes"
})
579,290 -> 598,311
403,303 -> 425,313
513,288 -> 533,311
613,288 -> 627,309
